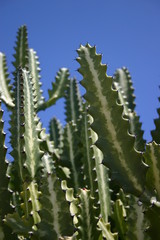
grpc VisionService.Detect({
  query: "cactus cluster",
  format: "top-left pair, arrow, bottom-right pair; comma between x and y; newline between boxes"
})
0,25 -> 160,239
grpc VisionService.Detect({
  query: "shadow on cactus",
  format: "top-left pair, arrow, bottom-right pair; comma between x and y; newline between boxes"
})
0,25 -> 160,239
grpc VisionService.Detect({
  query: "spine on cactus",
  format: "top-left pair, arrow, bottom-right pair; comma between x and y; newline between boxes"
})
77,44 -> 147,196
0,53 -> 14,107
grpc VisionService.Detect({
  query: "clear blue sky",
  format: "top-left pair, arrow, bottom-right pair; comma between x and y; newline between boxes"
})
1,0 -> 160,145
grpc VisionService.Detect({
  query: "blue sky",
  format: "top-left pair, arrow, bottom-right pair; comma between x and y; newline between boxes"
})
1,0 -> 160,145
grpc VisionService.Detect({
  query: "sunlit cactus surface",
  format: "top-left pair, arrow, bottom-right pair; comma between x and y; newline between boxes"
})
0,26 -> 160,240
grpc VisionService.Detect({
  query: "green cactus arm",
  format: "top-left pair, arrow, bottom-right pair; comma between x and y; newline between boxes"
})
143,141 -> 160,200
114,68 -> 146,152
22,70 -> 43,179
93,146 -> 111,222
151,92 -> 160,143
8,68 -> 43,234
112,189 -> 129,240
28,49 -> 45,107
128,112 -> 146,152
114,67 -> 135,111
62,182 -> 101,240
38,123 -> 64,180
60,122 -> 84,192
113,189 -> 150,240
80,109 -> 112,222
48,68 -> 69,105
21,181 -> 41,225
91,126 -> 111,222
80,111 -> 98,198
6,181 -> 41,237
0,99 -> 10,206
65,78 -> 82,123
12,25 -> 29,75
77,44 -> 147,196
116,88 -> 146,152
38,68 -> 69,111
98,218 -> 118,240
0,53 -> 14,107
115,90 -> 144,153
65,77 -> 100,197
65,101 -> 110,222
22,69 -> 44,179
10,68 -> 43,181
36,154 -> 73,239
75,188 -> 101,240
126,196 -> 149,240
10,68 -> 26,184
49,117 -> 63,150
6,169 -> 41,235
112,198 -> 127,239
0,100 -> 18,239
6,180 -> 41,236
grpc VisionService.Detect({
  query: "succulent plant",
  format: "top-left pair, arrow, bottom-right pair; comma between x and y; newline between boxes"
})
0,25 -> 160,239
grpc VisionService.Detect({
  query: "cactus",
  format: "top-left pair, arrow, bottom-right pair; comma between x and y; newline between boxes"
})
0,26 -> 160,239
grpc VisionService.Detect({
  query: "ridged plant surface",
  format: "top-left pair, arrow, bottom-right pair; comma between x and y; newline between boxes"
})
0,26 -> 160,240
